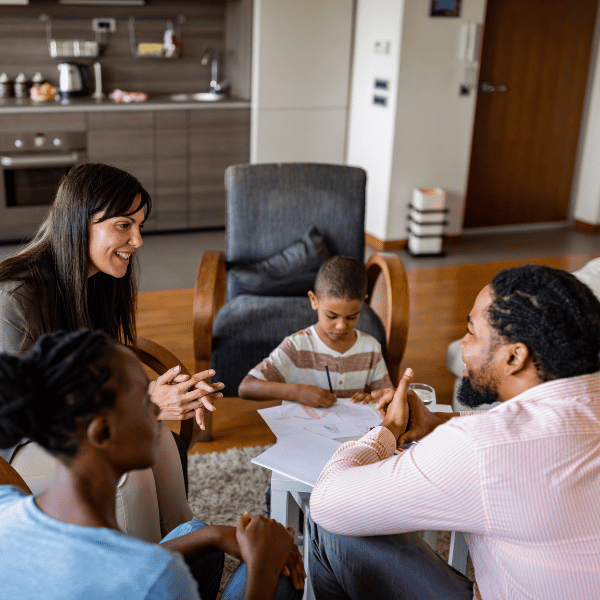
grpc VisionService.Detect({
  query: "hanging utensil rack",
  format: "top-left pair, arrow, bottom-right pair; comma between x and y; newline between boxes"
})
40,14 -> 113,60
128,15 -> 185,59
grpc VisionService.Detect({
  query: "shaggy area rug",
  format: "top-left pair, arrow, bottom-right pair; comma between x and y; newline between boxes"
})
187,446 -> 273,591
187,445 -> 475,592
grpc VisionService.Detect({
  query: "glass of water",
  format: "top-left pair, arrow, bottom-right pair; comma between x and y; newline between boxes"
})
408,383 -> 436,410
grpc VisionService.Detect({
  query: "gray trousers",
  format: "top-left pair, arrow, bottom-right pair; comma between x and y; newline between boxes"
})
308,517 -> 474,600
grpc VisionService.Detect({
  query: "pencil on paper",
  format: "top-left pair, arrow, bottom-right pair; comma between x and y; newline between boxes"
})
325,365 -> 334,394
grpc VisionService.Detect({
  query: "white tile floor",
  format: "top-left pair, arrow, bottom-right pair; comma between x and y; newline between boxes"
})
0,226 -> 598,293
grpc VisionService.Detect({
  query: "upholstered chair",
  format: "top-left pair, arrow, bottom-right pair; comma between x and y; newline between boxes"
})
193,163 -> 410,438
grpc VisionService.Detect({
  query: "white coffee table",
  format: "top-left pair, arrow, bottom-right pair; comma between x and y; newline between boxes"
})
268,403 -> 461,598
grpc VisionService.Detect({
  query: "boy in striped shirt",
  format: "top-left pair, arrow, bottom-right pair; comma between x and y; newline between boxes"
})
238,256 -> 392,407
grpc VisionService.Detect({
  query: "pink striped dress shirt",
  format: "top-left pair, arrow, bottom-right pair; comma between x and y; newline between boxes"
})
310,371 -> 600,599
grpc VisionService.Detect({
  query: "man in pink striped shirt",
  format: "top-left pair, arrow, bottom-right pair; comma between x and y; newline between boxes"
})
309,264 -> 600,600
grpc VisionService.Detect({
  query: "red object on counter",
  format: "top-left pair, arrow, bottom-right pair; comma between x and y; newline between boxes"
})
109,89 -> 149,103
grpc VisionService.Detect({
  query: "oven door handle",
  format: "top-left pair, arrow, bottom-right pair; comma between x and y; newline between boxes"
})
0,152 -> 82,168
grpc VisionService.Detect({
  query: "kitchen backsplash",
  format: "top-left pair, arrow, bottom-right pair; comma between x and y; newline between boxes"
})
0,1 -> 230,96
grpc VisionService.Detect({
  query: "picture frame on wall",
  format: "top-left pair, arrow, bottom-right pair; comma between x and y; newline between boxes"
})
430,0 -> 461,17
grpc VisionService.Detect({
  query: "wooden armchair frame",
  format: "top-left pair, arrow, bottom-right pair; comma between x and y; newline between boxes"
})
193,250 -> 409,388
0,455 -> 31,494
132,337 -> 206,450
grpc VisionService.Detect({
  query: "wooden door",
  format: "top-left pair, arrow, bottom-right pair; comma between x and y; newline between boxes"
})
463,0 -> 598,228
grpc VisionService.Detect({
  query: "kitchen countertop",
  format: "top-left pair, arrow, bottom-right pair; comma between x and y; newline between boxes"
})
0,94 -> 250,114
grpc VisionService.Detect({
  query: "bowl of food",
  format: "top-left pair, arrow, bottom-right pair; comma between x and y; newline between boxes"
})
30,82 -> 57,102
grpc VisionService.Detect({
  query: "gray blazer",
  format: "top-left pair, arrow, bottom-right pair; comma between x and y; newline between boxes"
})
0,279 -> 52,460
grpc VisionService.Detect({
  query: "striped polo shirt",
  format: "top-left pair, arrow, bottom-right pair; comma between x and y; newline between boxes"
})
248,325 -> 392,397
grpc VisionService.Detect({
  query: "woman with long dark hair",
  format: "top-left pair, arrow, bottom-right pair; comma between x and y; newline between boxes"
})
0,162 -> 223,542
0,329 -> 304,599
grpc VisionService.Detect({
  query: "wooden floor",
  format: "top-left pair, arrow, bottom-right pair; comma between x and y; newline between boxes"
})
136,253 -> 597,455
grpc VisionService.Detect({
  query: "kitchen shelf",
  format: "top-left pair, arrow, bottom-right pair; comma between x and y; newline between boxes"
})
128,16 -> 185,60
40,14 -> 111,59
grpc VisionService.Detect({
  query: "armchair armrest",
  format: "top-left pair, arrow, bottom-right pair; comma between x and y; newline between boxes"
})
132,337 -> 196,449
365,252 -> 410,386
0,456 -> 31,494
193,250 -> 227,374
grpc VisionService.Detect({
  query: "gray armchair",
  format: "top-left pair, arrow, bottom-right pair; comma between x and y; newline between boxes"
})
194,163 -> 410,437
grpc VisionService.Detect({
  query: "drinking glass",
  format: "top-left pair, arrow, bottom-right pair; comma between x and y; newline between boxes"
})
408,383 -> 436,410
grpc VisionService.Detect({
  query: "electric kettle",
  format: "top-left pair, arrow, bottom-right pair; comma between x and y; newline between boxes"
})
57,62 -> 93,98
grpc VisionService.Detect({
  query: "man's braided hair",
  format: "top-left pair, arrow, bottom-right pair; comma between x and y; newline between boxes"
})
0,330 -> 118,457
489,264 -> 600,382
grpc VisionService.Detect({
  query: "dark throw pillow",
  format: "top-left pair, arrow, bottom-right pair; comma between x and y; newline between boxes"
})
228,226 -> 330,297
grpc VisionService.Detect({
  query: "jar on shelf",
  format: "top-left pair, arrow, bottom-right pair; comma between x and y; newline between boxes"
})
0,73 -> 13,99
31,72 -> 44,88
14,73 -> 29,99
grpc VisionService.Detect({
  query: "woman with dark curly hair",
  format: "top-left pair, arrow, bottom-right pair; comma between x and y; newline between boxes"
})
0,162 -> 224,542
0,329 -> 304,600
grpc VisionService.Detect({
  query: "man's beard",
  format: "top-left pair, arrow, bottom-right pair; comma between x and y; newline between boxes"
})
457,375 -> 498,408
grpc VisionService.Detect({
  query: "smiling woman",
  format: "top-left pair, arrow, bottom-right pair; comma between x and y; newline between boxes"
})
88,194 -> 145,279
0,162 -> 223,543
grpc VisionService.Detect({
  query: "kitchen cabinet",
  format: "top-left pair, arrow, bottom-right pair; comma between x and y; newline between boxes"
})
155,110 -> 188,232
87,110 -> 156,227
189,108 -> 250,228
0,99 -> 250,238
86,107 -> 250,232
250,0 -> 353,163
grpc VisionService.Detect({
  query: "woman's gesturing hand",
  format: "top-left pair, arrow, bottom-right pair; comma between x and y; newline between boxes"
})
282,528 -> 306,591
149,366 -> 224,430
236,513 -> 305,593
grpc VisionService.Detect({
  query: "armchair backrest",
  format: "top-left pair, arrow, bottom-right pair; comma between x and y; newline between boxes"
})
225,163 -> 367,264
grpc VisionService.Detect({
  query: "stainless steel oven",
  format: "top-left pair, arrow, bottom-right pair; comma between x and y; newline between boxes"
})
0,131 -> 86,242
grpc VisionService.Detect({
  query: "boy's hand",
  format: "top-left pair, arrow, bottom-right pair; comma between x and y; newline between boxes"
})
294,384 -> 337,408
349,391 -> 375,405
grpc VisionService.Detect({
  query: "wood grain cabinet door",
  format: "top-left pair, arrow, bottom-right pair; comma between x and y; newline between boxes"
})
189,108 -> 250,228
155,110 -> 188,232
87,111 -> 156,226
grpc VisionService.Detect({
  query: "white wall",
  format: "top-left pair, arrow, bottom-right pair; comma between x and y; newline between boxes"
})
389,0 -> 486,238
250,0 -> 354,163
345,0 -> 404,241
249,0 -> 600,231
347,0 -> 486,242
572,1 -> 600,226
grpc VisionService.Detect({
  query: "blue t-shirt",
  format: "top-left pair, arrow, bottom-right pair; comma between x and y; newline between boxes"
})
0,485 -> 201,599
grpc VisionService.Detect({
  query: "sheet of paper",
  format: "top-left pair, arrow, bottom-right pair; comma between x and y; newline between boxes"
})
251,430 -> 343,487
258,399 -> 381,440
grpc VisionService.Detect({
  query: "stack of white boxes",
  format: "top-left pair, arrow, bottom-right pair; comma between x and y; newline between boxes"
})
407,187 -> 447,256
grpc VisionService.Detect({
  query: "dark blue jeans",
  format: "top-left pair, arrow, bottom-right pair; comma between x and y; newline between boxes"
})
308,517 -> 474,600
163,520 -> 302,600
